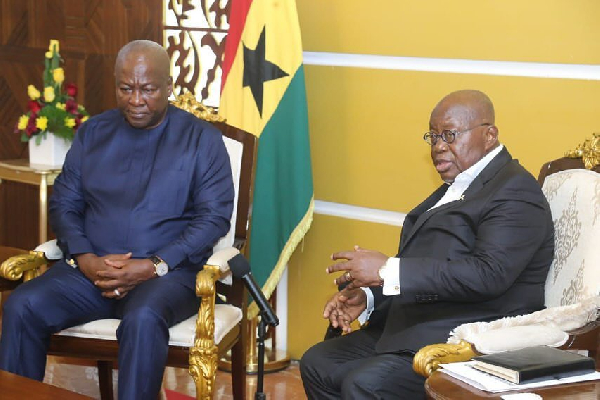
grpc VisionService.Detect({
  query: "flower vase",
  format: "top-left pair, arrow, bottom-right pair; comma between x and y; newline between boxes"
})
28,133 -> 71,168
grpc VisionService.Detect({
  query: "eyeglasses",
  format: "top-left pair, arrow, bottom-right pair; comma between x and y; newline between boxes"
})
423,123 -> 491,146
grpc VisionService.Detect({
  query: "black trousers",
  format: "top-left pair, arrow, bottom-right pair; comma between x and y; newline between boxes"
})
300,328 -> 426,399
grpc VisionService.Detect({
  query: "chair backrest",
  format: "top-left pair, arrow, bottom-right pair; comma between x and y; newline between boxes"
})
539,154 -> 600,308
171,93 -> 256,254
212,121 -> 256,253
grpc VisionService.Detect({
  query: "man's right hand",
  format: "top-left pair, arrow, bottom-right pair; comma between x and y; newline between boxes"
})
323,287 -> 367,334
75,252 -> 132,283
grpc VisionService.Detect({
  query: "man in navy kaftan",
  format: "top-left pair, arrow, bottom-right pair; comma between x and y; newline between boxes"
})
0,40 -> 234,399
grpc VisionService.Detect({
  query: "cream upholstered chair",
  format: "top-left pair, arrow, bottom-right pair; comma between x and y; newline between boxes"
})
413,134 -> 600,378
0,93 -> 256,400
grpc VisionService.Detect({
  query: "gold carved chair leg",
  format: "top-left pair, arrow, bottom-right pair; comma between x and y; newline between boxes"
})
189,264 -> 221,399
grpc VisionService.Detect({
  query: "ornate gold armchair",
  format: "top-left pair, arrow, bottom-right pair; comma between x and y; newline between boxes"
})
0,93 -> 256,400
413,134 -> 600,379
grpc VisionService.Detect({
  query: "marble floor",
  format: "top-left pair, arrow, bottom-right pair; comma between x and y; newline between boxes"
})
43,356 -> 307,399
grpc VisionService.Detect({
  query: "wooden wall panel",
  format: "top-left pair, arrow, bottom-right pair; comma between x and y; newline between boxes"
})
0,0 -> 163,249
0,182 -> 54,250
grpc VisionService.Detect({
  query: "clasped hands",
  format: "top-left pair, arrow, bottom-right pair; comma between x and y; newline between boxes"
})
76,253 -> 155,299
323,245 -> 387,333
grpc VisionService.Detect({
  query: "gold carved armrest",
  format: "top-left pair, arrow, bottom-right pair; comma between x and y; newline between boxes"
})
189,247 -> 238,398
412,340 -> 477,377
189,264 -> 221,397
0,251 -> 47,283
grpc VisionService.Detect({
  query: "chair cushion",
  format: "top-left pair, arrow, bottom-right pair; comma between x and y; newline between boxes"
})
470,325 -> 568,354
56,304 -> 242,347
447,296 -> 599,349
542,169 -> 600,307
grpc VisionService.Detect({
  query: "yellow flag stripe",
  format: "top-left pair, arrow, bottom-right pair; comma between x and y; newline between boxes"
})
219,0 -> 303,136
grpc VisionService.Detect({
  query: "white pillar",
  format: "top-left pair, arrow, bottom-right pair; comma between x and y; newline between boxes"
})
275,266 -> 288,352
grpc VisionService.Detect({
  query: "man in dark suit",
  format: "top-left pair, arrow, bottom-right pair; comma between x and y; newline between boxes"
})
300,90 -> 554,399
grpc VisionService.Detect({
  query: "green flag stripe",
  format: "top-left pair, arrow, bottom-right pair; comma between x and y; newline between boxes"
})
248,65 -> 313,305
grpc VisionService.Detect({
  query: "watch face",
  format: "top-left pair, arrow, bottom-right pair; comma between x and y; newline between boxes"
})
156,262 -> 169,276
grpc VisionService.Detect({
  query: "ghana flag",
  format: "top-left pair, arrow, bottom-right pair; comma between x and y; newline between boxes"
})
219,0 -> 313,318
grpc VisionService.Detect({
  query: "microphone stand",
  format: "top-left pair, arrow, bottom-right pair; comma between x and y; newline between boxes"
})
255,311 -> 268,400
227,253 -> 278,398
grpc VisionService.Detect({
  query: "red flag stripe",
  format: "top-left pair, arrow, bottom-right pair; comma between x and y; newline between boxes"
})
221,0 -> 253,91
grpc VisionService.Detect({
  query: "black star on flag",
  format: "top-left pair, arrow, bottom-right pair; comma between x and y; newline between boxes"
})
242,26 -> 289,117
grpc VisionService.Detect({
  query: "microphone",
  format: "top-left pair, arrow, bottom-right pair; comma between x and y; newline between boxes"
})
228,253 -> 279,327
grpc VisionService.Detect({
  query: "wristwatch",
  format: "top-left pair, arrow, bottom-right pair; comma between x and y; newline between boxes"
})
149,255 -> 169,277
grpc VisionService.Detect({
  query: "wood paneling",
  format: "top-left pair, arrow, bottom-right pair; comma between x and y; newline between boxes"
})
0,0 -> 163,249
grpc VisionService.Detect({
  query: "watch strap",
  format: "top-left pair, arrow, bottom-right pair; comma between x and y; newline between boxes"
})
149,255 -> 163,267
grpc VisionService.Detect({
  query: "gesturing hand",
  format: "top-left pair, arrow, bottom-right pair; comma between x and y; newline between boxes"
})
323,287 -> 367,334
326,245 -> 388,289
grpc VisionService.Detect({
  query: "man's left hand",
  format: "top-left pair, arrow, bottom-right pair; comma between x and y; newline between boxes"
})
327,245 -> 387,289
323,287 -> 367,334
94,258 -> 155,299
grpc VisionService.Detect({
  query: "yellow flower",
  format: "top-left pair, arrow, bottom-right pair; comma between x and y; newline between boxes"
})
49,39 -> 60,53
28,85 -> 40,100
44,86 -> 55,102
45,51 -> 53,59
65,117 -> 76,128
36,116 -> 48,131
53,68 -> 65,84
81,116 -> 89,123
56,102 -> 66,110
18,115 -> 29,130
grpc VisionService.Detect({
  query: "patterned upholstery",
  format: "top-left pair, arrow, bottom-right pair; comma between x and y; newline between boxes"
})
445,168 -> 600,352
542,169 -> 600,307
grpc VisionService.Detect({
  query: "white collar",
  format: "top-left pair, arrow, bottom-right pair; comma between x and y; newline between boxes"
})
429,145 -> 505,211
450,144 -> 504,186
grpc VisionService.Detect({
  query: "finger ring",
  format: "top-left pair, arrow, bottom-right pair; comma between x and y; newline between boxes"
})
345,271 -> 353,281
114,289 -> 120,296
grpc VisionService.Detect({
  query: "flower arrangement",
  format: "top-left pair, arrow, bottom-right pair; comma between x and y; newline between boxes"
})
15,40 -> 89,144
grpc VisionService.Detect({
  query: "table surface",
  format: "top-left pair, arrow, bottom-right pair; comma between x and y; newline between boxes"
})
0,369 -> 91,399
426,371 -> 600,399
0,158 -> 62,173
0,159 -> 61,186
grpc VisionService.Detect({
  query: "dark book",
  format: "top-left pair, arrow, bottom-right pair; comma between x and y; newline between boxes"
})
471,346 -> 596,384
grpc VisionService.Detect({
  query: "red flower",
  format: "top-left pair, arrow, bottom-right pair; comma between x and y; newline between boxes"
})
74,116 -> 83,130
28,100 -> 42,114
25,116 -> 37,136
65,83 -> 78,97
66,99 -> 79,114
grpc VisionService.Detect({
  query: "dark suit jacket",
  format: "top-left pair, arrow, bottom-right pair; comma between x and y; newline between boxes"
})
369,147 -> 554,353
